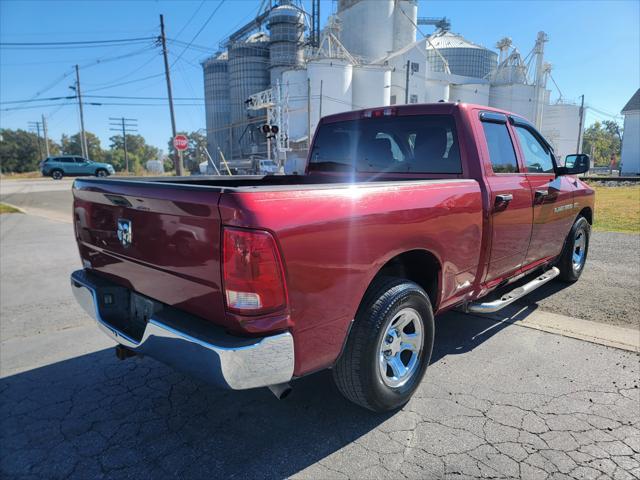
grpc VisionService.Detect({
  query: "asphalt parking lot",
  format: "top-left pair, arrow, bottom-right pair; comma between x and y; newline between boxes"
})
1,179 -> 639,479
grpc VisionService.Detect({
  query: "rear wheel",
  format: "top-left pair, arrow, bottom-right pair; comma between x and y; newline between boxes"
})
96,169 -> 108,177
332,277 -> 434,412
557,215 -> 590,282
51,169 -> 63,180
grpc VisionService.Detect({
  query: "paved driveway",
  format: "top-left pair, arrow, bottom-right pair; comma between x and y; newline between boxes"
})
1,213 -> 639,479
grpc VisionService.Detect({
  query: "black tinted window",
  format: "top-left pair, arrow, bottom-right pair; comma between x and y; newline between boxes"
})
59,157 -> 75,163
482,122 -> 518,173
310,115 -> 461,174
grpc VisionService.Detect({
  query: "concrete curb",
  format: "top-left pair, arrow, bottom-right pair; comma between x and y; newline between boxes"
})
470,306 -> 640,353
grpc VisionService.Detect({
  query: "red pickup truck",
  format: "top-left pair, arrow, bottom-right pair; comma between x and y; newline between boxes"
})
71,103 -> 594,411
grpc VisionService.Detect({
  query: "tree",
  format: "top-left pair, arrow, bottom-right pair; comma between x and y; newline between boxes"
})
582,121 -> 622,167
107,134 -> 160,172
167,131 -> 208,173
0,129 -> 60,173
61,132 -> 104,162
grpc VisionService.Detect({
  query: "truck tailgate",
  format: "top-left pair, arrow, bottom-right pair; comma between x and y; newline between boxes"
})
72,178 -> 228,329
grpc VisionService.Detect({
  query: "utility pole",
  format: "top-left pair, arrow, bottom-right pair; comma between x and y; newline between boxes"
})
109,117 -> 138,174
75,64 -> 88,159
41,114 -> 50,157
576,94 -> 585,154
28,121 -> 43,159
405,60 -> 411,104
159,14 -> 183,175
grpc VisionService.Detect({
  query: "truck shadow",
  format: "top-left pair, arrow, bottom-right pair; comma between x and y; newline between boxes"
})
1,298 -> 559,478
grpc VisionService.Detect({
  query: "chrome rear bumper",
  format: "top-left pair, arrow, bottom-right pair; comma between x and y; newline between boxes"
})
70,270 -> 294,390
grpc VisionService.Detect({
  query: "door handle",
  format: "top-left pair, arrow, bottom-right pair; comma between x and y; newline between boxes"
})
495,193 -> 513,204
535,189 -> 548,199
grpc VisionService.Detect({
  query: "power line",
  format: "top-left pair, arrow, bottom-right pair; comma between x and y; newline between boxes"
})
83,73 -> 165,93
0,37 -> 156,47
170,0 -> 227,68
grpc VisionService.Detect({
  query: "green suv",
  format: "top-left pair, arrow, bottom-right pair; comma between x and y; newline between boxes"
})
41,156 -> 115,180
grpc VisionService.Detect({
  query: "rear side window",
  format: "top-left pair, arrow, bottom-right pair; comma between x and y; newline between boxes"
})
514,126 -> 554,173
309,115 -> 461,174
482,122 -> 518,173
59,157 -> 75,163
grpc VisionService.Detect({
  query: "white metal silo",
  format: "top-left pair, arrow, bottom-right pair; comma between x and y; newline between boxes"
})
352,65 -> 391,109
392,0 -> 417,52
282,68 -> 308,142
450,83 -> 490,105
424,79 -> 450,103
202,54 -> 231,161
307,59 -> 353,137
337,0 -> 394,61
267,3 -> 305,85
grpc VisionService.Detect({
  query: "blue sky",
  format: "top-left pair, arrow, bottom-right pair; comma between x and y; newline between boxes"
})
1,0 -> 638,151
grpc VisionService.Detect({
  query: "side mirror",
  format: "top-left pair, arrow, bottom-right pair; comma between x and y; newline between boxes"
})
557,154 -> 590,176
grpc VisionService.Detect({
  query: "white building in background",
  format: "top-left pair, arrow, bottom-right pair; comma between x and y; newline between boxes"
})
620,89 -> 640,175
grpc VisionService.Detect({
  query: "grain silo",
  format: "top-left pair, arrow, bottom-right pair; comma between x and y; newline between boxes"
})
426,31 -> 498,79
202,53 -> 230,160
228,32 -> 270,157
267,3 -> 305,85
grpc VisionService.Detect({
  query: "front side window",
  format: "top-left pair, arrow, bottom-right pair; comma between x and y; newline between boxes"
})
514,126 -> 554,173
482,122 -> 518,173
60,157 -> 75,163
309,114 -> 462,174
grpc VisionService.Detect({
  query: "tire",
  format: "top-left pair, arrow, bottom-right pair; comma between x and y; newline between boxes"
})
51,169 -> 63,180
332,277 -> 435,412
557,215 -> 591,283
96,169 -> 108,177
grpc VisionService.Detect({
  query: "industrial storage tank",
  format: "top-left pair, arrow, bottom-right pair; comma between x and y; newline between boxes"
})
307,59 -> 353,137
352,65 -> 391,109
267,3 -> 305,85
202,53 -> 230,161
282,68 -> 308,142
337,0 -> 394,61
449,83 -> 490,104
426,31 -> 498,79
392,0 -> 417,52
228,33 -> 270,157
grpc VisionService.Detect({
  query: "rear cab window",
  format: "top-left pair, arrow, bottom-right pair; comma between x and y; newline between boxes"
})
309,114 -> 462,174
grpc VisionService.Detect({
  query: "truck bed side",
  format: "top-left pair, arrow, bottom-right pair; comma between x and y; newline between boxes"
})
219,179 -> 483,375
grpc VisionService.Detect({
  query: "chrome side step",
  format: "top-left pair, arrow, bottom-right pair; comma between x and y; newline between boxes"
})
466,267 -> 560,314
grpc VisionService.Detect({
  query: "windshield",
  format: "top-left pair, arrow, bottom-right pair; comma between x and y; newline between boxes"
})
309,115 -> 462,174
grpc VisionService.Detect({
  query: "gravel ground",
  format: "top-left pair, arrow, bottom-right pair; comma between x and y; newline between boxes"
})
510,231 -> 640,328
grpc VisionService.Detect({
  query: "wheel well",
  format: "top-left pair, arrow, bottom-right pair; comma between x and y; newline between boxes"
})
374,250 -> 441,310
579,207 -> 593,224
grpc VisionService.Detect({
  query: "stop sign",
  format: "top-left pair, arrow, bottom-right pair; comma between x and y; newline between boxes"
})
173,134 -> 189,151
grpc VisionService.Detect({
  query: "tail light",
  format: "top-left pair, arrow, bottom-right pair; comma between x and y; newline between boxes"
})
222,227 -> 287,315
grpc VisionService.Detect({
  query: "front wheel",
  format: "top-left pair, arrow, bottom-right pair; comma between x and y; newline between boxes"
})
51,169 -> 63,180
96,169 -> 109,177
557,215 -> 591,282
332,277 -> 435,412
